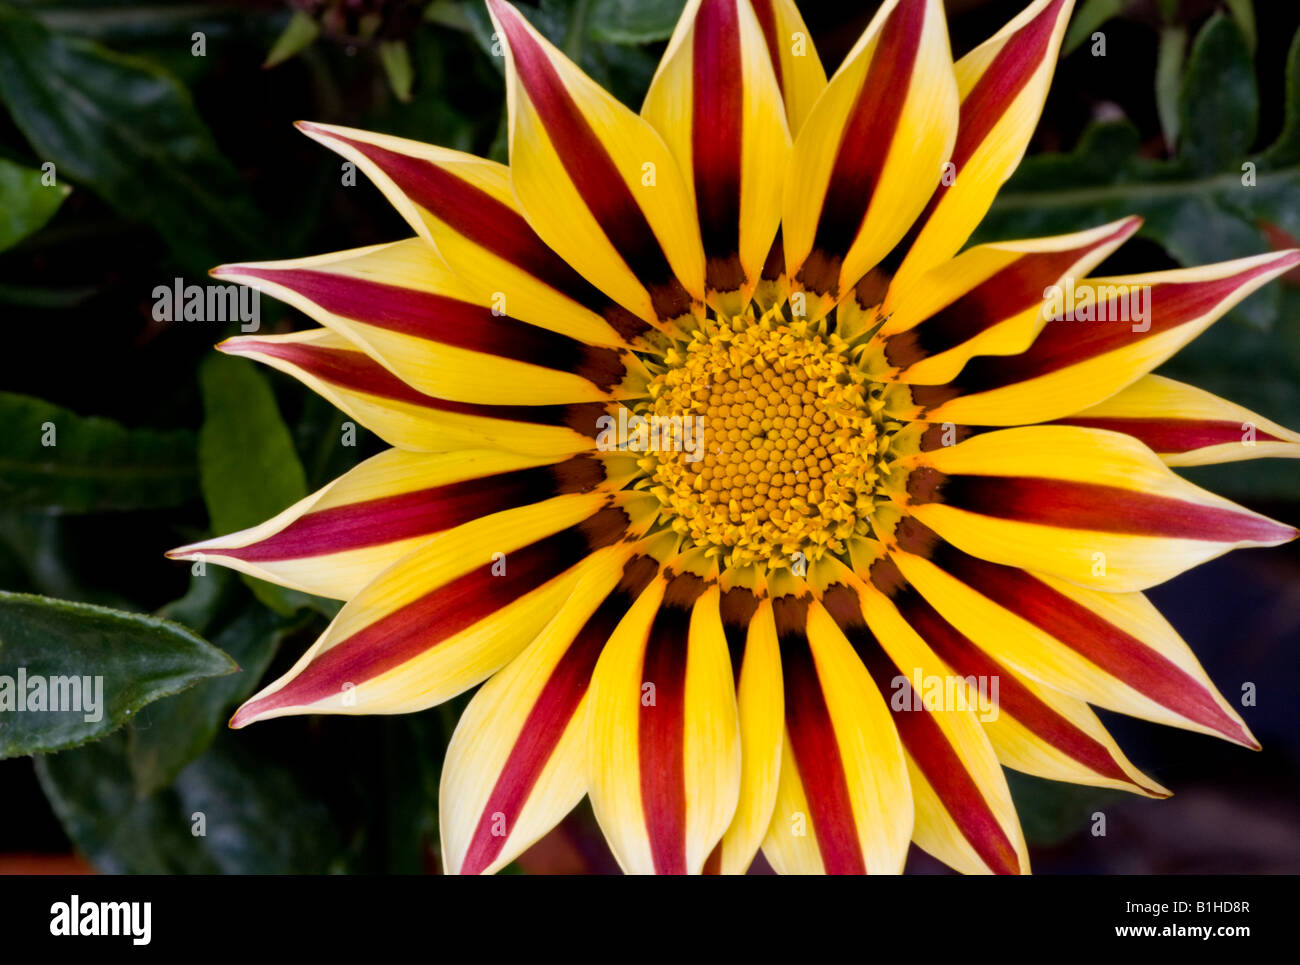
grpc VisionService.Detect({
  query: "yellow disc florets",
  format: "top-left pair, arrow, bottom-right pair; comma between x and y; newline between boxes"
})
635,304 -> 888,569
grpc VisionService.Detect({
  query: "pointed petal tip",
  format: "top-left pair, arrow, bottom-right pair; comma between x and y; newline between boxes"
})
215,336 -> 253,355
1138,777 -> 1172,799
1118,214 -> 1143,235
1223,716 -> 1261,751
229,702 -> 261,730
295,119 -> 339,142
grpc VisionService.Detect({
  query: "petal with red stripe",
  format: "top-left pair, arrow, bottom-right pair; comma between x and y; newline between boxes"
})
295,122 -> 655,346
855,544 -> 1167,797
587,555 -> 741,874
708,567 -> 782,874
810,558 -> 1028,875
749,0 -> 827,135
642,0 -> 790,314
167,448 -> 628,601
894,425 -> 1296,591
230,491 -> 659,726
782,0 -> 958,319
760,574 -> 912,874
219,329 -> 608,456
885,514 -> 1259,747
488,0 -> 705,325
885,0 -> 1076,302
888,252 -> 1300,426
440,537 -> 673,875
866,217 -> 1141,385
213,239 -> 648,405
747,0 -> 828,310
1053,374 -> 1300,466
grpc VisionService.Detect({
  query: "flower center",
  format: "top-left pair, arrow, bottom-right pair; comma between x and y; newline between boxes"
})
636,305 -> 888,570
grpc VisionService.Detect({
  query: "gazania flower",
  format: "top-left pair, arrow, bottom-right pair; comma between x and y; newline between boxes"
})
168,0 -> 1300,875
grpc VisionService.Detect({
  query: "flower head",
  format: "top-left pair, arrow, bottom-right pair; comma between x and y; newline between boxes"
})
170,0 -> 1300,874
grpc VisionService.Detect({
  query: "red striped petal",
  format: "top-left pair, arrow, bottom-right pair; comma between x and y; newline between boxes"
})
459,554 -> 662,875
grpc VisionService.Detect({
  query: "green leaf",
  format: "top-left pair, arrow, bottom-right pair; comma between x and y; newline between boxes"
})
0,156 -> 69,251
153,566 -> 238,635
456,0 -> 665,107
37,730 -> 340,873
0,512 -> 134,608
263,8 -> 319,68
128,577 -> 310,795
979,120 -> 1285,329
1007,770 -> 1123,846
980,15 -> 1296,335
197,354 -> 309,615
7,0 -> 262,44
1223,0 -> 1256,55
1161,288 -> 1300,501
0,391 -> 198,513
1155,25 -> 1187,150
1062,0 -> 1126,57
1262,27 -> 1300,168
0,591 -> 235,758
1177,14 -> 1256,175
587,0 -> 685,45
37,732 -> 221,873
0,4 -> 270,272
378,38 -> 415,103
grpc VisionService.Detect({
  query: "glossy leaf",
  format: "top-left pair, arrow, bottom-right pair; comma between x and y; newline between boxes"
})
196,354 -> 309,615
129,576 -> 311,796
0,156 -> 69,251
0,4 -> 270,272
0,591 -> 235,758
0,391 -> 198,513
37,731 -> 340,873
981,21 -> 1294,331
1177,15 -> 1256,175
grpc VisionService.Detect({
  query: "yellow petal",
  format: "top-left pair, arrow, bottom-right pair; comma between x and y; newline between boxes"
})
642,0 -> 790,313
230,493 -> 656,725
783,0 -> 958,319
761,590 -> 912,874
898,425 -> 1296,591
886,516 -> 1258,747
167,448 -> 622,600
712,576 -> 783,874
218,328 -> 607,456
295,121 -> 655,347
868,217 -> 1140,385
587,564 -> 741,874
213,239 -> 648,405
489,0 -> 705,325
750,0 -> 827,135
440,545 -> 665,874
893,251 -> 1300,426
887,0 -> 1076,301
1053,374 -> 1300,466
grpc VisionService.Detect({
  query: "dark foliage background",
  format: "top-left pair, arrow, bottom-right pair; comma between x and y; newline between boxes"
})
1,0 -> 1299,873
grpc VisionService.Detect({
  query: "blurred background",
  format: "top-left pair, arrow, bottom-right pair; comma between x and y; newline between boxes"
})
1,0 -> 1298,874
